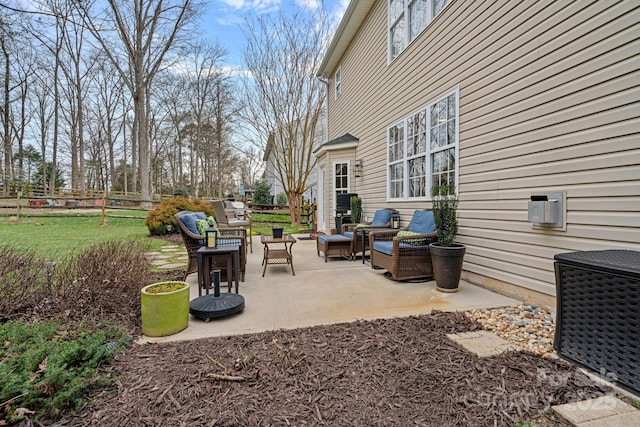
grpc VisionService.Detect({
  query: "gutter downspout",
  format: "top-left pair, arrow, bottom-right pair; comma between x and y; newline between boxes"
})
318,75 -> 330,145
317,75 -> 330,234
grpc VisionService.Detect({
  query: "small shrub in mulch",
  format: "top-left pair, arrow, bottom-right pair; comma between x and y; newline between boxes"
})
0,240 -> 184,424
0,241 -> 183,330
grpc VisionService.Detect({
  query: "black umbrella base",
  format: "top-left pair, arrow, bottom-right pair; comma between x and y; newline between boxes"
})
190,293 -> 245,321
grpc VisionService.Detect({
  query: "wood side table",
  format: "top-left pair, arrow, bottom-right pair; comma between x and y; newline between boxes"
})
261,234 -> 296,276
196,246 -> 240,295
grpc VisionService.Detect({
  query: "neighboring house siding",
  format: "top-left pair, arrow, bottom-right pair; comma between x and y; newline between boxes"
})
323,0 -> 640,297
263,115 -> 327,204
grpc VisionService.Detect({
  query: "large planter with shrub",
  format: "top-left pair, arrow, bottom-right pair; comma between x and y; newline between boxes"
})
141,281 -> 190,337
429,243 -> 466,292
430,185 -> 465,293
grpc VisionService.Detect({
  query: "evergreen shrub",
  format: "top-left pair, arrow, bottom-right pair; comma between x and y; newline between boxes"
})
144,197 -> 214,235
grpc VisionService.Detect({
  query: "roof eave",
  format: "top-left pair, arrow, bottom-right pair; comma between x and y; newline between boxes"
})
317,0 -> 376,78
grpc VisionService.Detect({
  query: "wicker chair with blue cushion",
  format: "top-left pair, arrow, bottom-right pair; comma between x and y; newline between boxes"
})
368,210 -> 437,281
341,208 -> 398,258
174,211 -> 247,281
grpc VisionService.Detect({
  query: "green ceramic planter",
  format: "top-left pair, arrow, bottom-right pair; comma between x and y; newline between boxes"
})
141,281 -> 190,337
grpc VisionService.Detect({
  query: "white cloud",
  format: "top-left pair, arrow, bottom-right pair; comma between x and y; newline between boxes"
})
216,0 -> 248,10
294,0 -> 321,10
251,0 -> 281,13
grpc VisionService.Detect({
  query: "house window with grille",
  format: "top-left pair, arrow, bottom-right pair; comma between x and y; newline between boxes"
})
387,88 -> 458,200
334,161 -> 349,205
388,0 -> 451,61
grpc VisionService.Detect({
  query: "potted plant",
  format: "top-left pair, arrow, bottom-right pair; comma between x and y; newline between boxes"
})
272,226 -> 284,238
350,195 -> 362,224
429,185 -> 466,292
141,281 -> 190,336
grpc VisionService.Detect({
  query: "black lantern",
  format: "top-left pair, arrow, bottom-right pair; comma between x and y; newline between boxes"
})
353,159 -> 363,177
205,226 -> 218,248
391,213 -> 401,229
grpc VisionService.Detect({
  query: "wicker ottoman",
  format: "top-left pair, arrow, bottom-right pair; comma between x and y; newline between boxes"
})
317,235 -> 353,262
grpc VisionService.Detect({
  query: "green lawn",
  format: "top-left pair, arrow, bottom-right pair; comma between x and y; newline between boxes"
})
0,210 -> 311,261
250,212 -> 312,235
0,215 -> 166,260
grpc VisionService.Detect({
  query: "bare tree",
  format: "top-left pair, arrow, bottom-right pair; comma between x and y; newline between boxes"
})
9,45 -> 37,189
241,8 -> 329,225
0,10 -> 24,195
30,65 -> 54,193
89,55 -> 126,191
186,41 -> 226,198
75,0 -> 201,208
24,0 -> 70,197
153,72 -> 189,193
56,5 -> 94,196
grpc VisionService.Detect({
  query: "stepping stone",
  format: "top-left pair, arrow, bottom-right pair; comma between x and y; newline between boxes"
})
157,263 -> 186,270
552,396 -> 639,426
176,255 -> 188,261
149,260 -> 168,266
447,331 -> 520,357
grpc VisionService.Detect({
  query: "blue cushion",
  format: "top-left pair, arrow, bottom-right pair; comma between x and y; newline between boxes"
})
343,231 -> 354,239
181,213 -> 201,235
194,212 -> 207,220
217,238 -> 243,248
370,210 -> 392,227
318,234 -> 351,244
408,210 -> 436,234
372,241 -> 394,255
373,240 -> 430,255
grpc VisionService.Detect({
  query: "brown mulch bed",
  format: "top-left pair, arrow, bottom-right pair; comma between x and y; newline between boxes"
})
56,312 -> 609,427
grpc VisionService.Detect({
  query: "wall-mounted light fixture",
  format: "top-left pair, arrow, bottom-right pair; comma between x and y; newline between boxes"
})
353,159 -> 363,177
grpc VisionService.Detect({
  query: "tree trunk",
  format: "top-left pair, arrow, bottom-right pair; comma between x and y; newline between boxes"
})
2,37 -> 11,196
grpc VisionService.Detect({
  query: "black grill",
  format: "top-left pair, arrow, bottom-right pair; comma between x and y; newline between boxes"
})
336,193 -> 357,214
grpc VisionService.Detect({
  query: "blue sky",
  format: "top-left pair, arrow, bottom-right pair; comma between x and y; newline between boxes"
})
201,0 -> 349,67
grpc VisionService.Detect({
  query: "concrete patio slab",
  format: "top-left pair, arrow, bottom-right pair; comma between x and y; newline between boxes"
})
140,235 -> 520,344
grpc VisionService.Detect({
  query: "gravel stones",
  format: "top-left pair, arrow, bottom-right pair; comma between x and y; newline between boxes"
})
465,304 -> 555,356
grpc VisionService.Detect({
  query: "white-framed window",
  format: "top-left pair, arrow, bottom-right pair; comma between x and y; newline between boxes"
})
334,161 -> 349,206
335,67 -> 342,99
387,88 -> 458,200
388,0 -> 450,62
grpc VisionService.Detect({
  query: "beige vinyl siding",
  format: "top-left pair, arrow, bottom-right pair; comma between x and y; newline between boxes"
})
324,0 -> 640,296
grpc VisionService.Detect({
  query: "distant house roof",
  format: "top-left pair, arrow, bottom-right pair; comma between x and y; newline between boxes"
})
313,133 -> 359,155
318,0 -> 376,78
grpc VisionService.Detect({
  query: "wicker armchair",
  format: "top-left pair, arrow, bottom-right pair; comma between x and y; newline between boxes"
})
210,199 -> 253,253
342,208 -> 398,258
174,211 -> 247,282
369,210 -> 437,281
